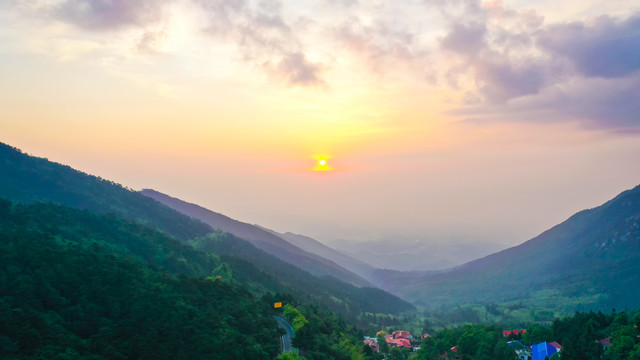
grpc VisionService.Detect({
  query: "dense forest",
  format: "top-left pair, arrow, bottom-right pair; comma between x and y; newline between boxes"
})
0,198 -> 394,359
0,199 -> 282,359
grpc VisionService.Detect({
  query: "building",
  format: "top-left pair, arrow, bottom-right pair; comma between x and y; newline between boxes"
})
383,330 -> 412,348
503,329 -> 527,337
387,338 -> 411,348
392,331 -> 412,340
508,341 -> 532,360
597,337 -> 612,351
532,341 -> 562,360
363,337 -> 379,352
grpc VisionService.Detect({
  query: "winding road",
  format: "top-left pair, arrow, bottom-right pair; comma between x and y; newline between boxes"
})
274,316 -> 297,353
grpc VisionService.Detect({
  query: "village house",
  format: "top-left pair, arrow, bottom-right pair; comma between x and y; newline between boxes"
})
387,330 -> 412,348
364,330 -> 414,351
508,340 -> 532,360
392,330 -> 412,340
597,337 -> 612,351
503,329 -> 527,337
532,341 -> 562,360
363,337 -> 379,352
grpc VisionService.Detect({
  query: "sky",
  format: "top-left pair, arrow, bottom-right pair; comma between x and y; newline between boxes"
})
1,0 -> 640,247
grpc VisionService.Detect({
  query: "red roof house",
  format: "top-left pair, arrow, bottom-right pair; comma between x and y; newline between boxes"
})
393,331 -> 412,340
364,338 -> 379,352
387,338 -> 411,348
598,337 -> 612,347
548,342 -> 563,350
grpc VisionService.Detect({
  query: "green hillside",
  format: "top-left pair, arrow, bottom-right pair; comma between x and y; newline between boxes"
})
0,143 -> 211,241
0,199 -> 282,360
374,185 -> 640,312
141,188 -> 371,287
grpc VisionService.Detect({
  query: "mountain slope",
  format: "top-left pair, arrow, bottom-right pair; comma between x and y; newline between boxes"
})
0,199 -> 282,360
0,142 -> 414,316
262,229 -> 378,280
0,142 -> 211,241
190,231 -> 416,317
375,184 -> 640,312
140,188 -> 371,287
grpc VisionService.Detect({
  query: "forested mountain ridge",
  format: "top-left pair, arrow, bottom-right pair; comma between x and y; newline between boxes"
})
140,188 -> 371,287
374,184 -> 640,312
0,142 -> 211,241
0,142 -> 414,317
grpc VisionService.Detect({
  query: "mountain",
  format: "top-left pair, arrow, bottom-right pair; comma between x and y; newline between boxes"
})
140,188 -> 371,287
375,184 -> 640,312
0,142 -> 211,241
0,142 -> 414,316
261,228 -> 378,280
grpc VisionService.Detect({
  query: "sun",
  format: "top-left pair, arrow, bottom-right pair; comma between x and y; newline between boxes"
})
313,156 -> 332,171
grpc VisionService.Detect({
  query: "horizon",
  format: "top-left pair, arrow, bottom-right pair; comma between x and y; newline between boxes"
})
1,0 -> 639,247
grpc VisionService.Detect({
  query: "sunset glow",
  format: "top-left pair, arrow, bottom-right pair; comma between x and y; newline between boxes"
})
1,0 -> 639,245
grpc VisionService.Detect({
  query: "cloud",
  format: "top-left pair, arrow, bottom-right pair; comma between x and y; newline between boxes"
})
5,0 -> 639,128
537,13 -> 640,78
431,0 -> 640,130
54,0 -> 173,30
474,58 -> 547,103
136,29 -> 168,53
440,22 -> 486,56
433,0 -> 551,102
439,23 -> 551,102
454,73 -> 640,131
269,52 -> 325,86
423,0 -> 483,22
4,0 -> 325,87
556,75 -> 640,129
324,0 -> 358,7
197,0 -> 325,87
333,17 -> 430,76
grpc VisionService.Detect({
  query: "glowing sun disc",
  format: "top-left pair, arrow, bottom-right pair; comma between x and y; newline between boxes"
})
312,156 -> 332,171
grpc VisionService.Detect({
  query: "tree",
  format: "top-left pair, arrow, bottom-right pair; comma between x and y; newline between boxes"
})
283,304 -> 309,333
606,326 -> 638,360
281,350 -> 305,360
377,334 -> 390,355
628,344 -> 640,360
523,325 -> 553,346
388,347 -> 409,360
